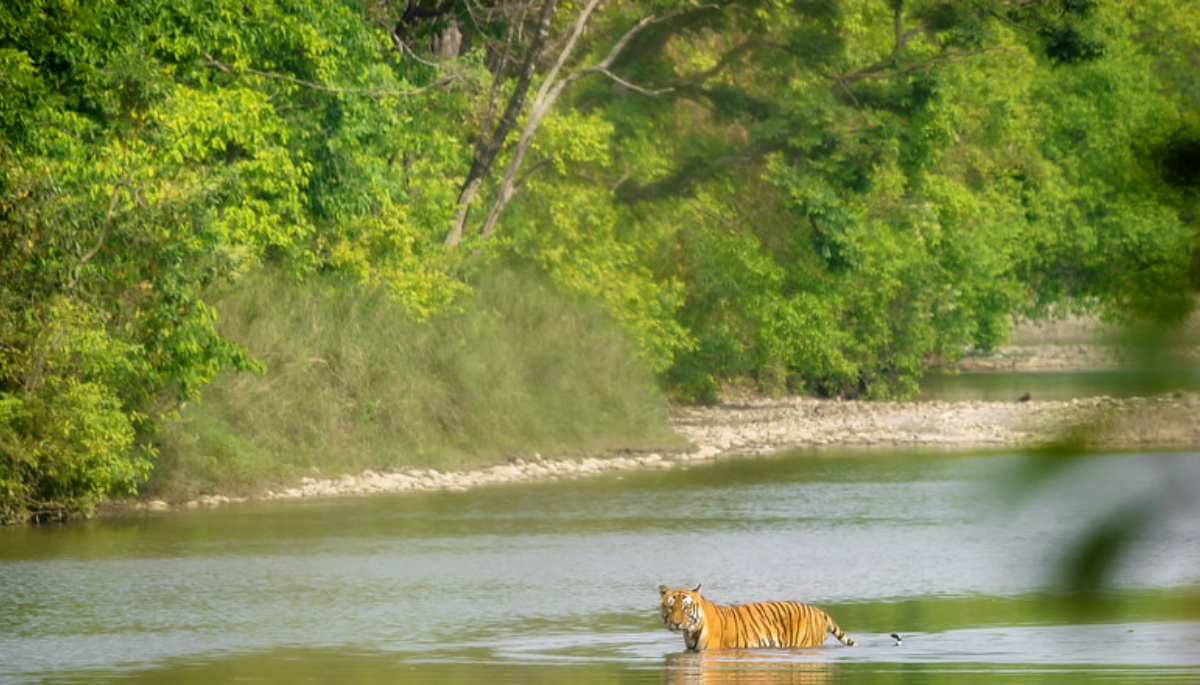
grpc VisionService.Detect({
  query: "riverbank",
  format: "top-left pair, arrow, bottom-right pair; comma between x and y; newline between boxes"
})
124,315 -> 1200,512
672,392 -> 1200,454
953,313 -> 1200,372
126,389 -> 1200,512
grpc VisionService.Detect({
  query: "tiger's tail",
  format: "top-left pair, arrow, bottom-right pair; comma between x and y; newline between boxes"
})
826,615 -> 858,647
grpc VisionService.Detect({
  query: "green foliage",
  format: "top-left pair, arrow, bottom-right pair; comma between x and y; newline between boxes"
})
2,0 -> 1199,518
151,267 -> 680,498
0,298 -> 150,522
515,0 -> 1199,399
0,0 -> 476,521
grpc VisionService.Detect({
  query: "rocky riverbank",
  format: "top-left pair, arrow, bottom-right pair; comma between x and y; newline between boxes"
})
128,315 -> 1200,512
671,392 -> 1200,456
953,313 -> 1200,372
132,389 -> 1200,512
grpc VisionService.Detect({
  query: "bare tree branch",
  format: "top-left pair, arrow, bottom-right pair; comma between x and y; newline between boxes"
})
823,1 -> 1023,91
478,11 -> 671,240
610,157 -> 631,193
835,1 -> 929,84
445,0 -> 561,247
597,68 -> 674,96
68,179 -> 128,291
475,0 -> 605,241
478,6 -> 524,148
392,32 -> 446,69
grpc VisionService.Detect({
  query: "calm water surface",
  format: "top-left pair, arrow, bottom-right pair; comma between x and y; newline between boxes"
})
919,369 -> 1200,402
3,450 -> 1200,684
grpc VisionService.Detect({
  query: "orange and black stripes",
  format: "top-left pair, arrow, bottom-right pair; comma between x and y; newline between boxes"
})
659,585 -> 858,651
711,600 -> 849,649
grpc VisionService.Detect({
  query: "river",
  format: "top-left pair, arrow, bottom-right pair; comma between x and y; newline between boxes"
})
919,369 -> 1200,402
3,449 -> 1199,684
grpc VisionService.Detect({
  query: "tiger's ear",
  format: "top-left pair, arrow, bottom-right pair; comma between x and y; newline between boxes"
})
658,585 -> 670,596
692,583 -> 702,593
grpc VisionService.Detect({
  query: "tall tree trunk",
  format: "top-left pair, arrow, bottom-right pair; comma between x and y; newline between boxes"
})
445,0 -> 560,247
479,12 -> 664,240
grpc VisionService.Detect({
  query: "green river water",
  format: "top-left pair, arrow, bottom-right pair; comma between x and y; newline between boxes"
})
3,449 -> 1199,684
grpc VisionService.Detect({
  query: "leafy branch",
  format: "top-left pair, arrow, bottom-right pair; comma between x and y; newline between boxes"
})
477,11 -> 676,240
67,179 -> 129,292
446,1 -> 682,247
201,52 -> 452,97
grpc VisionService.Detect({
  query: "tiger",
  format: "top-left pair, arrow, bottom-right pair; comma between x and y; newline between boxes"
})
658,584 -> 858,651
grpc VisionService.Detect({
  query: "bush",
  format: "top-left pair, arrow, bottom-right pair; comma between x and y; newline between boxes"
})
0,300 -> 151,523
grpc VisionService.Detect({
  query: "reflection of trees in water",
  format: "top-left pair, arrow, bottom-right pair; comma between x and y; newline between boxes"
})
662,650 -> 834,685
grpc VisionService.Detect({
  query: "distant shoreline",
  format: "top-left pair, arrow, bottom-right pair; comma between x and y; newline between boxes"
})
953,314 -> 1200,372
117,316 -> 1200,513
671,392 -> 1200,456
119,389 -> 1200,514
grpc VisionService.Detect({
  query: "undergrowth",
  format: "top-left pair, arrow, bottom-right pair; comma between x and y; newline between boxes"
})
149,265 -> 682,499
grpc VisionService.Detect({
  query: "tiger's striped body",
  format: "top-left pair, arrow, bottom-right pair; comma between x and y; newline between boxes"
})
658,584 -> 857,651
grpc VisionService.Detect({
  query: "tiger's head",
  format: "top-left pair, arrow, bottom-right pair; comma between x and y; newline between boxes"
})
659,584 -> 705,634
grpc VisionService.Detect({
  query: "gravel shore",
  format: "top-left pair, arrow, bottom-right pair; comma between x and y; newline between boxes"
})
135,389 -> 1200,512
131,317 -> 1200,512
670,392 -> 1200,456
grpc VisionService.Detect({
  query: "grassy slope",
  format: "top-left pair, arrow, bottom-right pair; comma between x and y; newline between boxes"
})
149,266 -> 683,499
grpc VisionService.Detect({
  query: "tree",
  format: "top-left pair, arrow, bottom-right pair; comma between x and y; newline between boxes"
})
441,0 -> 680,246
3,0 -> 1197,519
492,0 -> 1198,398
444,0 -> 562,247
1,0 -> 471,520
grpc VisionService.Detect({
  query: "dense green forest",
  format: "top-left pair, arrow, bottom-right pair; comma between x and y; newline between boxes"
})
3,0 -> 1199,521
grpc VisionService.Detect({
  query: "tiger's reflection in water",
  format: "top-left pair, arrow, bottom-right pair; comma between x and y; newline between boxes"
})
663,650 -> 834,685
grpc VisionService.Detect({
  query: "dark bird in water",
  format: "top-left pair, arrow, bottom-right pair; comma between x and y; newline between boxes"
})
891,633 -> 903,646
1016,391 -> 1033,403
